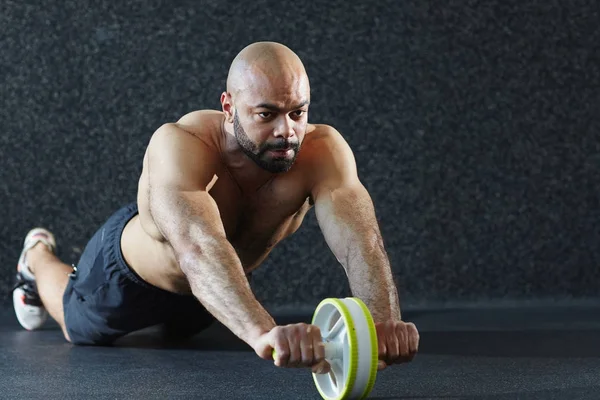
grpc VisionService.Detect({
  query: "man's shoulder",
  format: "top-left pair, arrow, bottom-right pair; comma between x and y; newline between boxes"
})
150,110 -> 223,147
306,123 -> 342,140
175,109 -> 224,130
298,124 -> 358,191
171,109 -> 224,142
146,110 -> 223,162
297,123 -> 356,181
302,123 -> 352,156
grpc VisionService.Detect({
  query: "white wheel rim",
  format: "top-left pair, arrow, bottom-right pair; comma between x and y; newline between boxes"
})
311,298 -> 378,400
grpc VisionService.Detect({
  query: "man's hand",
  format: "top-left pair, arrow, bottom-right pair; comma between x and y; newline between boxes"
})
375,320 -> 419,370
253,323 -> 331,374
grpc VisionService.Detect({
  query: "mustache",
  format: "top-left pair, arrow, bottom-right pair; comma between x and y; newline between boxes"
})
263,139 -> 299,151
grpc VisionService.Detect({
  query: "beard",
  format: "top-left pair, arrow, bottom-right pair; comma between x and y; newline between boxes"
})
233,112 -> 301,173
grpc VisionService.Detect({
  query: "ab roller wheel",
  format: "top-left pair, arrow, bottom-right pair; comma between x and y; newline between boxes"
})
311,297 -> 378,400
273,297 -> 379,400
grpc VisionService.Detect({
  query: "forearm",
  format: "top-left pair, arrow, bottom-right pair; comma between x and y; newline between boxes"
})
177,238 -> 276,346
316,185 -> 402,323
344,230 -> 402,323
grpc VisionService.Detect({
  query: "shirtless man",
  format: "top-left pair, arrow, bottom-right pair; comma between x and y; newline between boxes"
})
12,41 -> 419,373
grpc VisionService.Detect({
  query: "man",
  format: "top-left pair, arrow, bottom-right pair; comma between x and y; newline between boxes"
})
12,41 -> 419,373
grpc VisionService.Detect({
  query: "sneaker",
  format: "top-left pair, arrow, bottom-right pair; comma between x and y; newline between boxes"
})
12,227 -> 57,330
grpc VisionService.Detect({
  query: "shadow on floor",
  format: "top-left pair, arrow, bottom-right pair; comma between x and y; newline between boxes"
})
108,312 -> 600,360
3,307 -> 600,360
418,329 -> 600,358
110,314 -> 314,350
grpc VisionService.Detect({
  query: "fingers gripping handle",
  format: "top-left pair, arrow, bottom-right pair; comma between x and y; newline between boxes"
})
272,341 -> 339,362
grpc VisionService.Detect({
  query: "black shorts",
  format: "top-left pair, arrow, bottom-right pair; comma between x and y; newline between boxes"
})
63,203 -> 215,345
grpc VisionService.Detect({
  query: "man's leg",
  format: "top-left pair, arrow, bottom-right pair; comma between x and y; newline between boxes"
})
26,242 -> 72,341
12,227 -> 73,342
14,203 -> 151,346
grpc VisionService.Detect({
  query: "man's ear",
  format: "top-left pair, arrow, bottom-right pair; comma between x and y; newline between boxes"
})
220,92 -> 235,123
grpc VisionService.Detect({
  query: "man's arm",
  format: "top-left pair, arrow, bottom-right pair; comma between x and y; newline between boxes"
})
146,123 -> 276,346
309,127 -> 402,323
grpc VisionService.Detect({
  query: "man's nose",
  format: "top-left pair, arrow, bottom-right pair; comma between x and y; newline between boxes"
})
273,116 -> 295,138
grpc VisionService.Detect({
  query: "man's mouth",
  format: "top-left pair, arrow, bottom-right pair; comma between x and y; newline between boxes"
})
269,148 -> 292,156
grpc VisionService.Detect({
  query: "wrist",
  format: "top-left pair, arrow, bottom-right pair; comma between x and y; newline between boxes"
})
242,312 -> 276,347
369,306 -> 402,323
245,325 -> 274,349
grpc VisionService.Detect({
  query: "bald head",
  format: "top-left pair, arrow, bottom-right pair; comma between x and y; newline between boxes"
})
226,42 -> 309,100
220,42 -> 311,173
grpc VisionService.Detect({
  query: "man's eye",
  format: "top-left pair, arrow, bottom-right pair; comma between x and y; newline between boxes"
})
259,112 -> 272,118
293,110 -> 305,117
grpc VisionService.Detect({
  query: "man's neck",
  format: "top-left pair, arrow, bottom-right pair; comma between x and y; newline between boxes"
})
219,119 -> 276,194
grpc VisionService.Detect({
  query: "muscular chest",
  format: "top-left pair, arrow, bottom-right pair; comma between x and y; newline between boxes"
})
208,173 -> 313,252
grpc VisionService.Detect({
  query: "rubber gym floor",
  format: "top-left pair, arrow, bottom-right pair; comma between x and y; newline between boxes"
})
2,303 -> 599,399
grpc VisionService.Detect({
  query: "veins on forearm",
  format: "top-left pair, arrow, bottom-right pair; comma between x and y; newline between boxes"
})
344,230 -> 402,322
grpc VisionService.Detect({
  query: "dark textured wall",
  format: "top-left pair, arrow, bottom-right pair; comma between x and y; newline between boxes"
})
2,0 -> 599,310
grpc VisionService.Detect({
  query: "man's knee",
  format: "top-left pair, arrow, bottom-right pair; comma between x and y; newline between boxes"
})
61,324 -> 91,346
62,327 -> 72,344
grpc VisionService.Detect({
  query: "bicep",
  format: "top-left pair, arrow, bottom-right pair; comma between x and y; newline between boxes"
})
314,180 -> 377,255
310,127 -> 370,218
146,124 -> 225,256
309,128 -> 379,258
